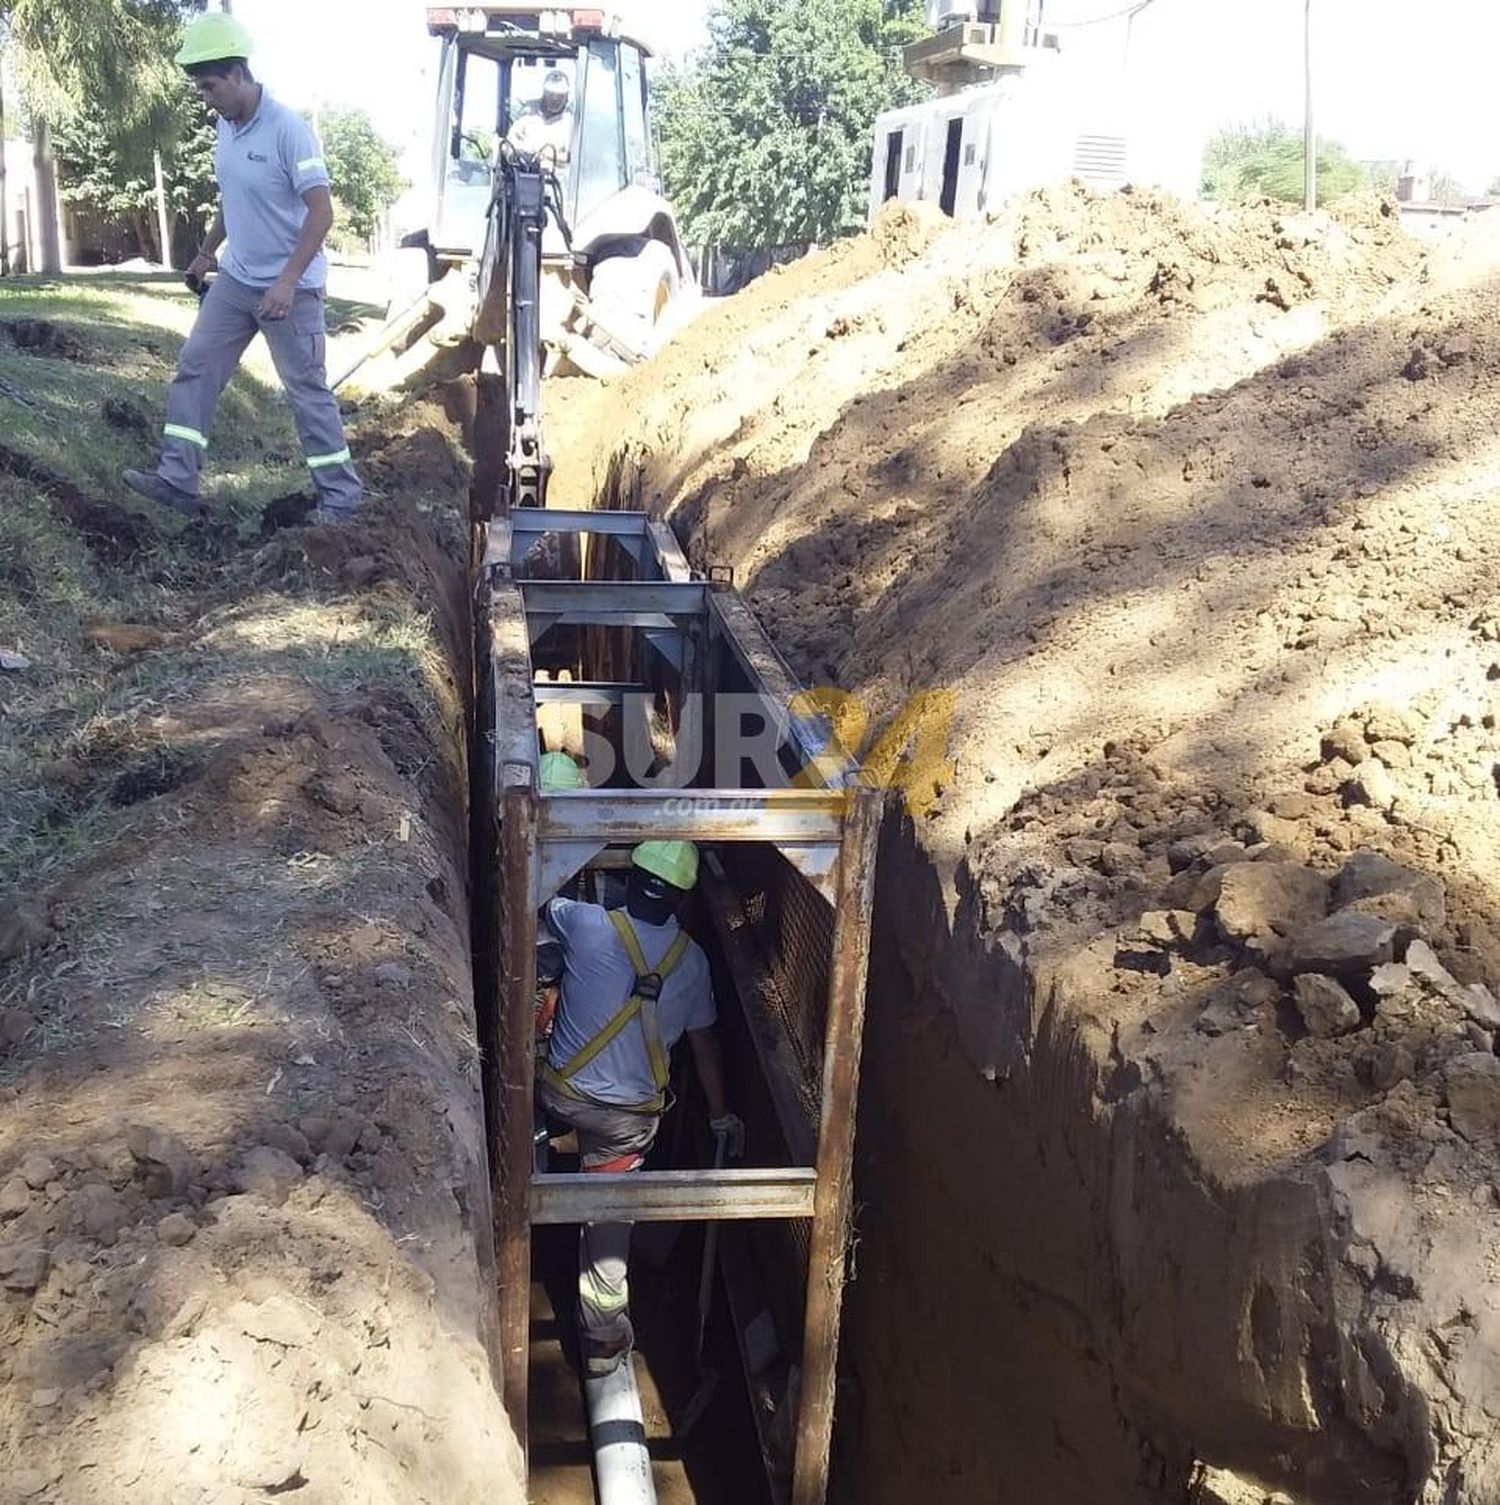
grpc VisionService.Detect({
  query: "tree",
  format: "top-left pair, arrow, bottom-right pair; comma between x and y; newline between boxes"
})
656,0 -> 929,250
315,107 -> 405,249
1202,119 -> 1371,207
53,95 -> 215,262
1,26 -> 11,275
1427,169 -> 1467,207
1,0 -> 192,271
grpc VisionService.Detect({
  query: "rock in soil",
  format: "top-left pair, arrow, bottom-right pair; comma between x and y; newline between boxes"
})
0,1175 -> 32,1219
19,1152 -> 56,1190
1406,939 -> 1500,1028
1214,862 -> 1328,945
1285,912 -> 1399,976
1445,1053 -> 1500,1143
1292,973 -> 1363,1038
0,1241 -> 50,1291
1334,849 -> 1446,930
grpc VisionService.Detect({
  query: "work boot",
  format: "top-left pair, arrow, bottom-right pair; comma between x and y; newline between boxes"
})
122,468 -> 205,520
307,506 -> 359,527
582,1336 -> 630,1381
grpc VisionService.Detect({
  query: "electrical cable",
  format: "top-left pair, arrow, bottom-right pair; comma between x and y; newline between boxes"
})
1046,0 -> 1161,28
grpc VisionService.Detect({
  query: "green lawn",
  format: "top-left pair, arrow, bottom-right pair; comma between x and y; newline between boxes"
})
0,271 -> 378,529
0,270 -> 439,903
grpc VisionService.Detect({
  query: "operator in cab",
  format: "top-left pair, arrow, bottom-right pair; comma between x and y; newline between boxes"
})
507,68 -> 574,158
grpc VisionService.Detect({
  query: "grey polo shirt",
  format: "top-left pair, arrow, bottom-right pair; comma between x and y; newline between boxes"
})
543,898 -> 716,1108
215,89 -> 331,290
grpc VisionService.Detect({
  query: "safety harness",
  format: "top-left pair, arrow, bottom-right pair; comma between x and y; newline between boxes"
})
539,909 -> 691,1116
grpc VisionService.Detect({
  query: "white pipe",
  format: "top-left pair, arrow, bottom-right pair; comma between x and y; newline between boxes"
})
583,1354 -> 658,1505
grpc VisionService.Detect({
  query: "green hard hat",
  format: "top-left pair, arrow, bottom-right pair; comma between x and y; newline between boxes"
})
632,840 -> 698,892
176,12 -> 255,67
540,751 -> 584,790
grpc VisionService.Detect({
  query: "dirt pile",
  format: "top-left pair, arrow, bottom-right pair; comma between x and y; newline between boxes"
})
556,186 -> 1500,1503
0,286 -> 522,1505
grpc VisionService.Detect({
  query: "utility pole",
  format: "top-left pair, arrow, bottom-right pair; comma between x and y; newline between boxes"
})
153,149 -> 173,267
1303,0 -> 1316,211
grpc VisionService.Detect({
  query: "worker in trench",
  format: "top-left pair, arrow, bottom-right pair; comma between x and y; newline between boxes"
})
535,802 -> 743,1379
122,12 -> 363,525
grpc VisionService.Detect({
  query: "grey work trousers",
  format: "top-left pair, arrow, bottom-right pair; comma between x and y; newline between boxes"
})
157,272 -> 362,513
537,1077 -> 661,1354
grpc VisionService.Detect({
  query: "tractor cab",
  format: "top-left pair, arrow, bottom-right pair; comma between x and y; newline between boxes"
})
427,7 -> 666,266
423,5 -> 691,373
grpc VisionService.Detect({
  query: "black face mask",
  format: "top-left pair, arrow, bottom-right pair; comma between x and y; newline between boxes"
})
625,869 -> 680,924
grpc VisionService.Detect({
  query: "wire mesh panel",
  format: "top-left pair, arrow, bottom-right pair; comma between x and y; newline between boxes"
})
728,844 -> 834,1104
713,844 -> 839,1434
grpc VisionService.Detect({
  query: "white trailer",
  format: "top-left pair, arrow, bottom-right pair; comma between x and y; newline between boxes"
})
871,53 -> 1129,222
870,1 -> 1197,223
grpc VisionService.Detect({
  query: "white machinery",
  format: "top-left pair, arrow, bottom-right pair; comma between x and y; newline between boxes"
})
418,5 -> 695,380
871,0 -> 1176,222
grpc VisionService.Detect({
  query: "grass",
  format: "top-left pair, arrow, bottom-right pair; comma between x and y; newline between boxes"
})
0,271 -> 452,910
0,273 -> 308,532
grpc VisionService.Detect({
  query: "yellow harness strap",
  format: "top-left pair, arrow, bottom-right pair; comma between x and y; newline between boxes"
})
540,911 -> 691,1113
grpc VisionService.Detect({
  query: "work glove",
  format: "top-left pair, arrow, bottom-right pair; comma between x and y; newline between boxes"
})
709,1112 -> 745,1161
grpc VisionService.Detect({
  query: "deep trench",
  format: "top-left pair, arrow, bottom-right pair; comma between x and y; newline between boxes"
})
448,402 -> 1398,1505
452,459 -> 1189,1505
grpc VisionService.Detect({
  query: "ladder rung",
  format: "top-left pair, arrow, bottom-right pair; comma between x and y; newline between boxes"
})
510,508 -> 649,536
522,580 -> 707,616
538,788 -> 847,843
533,681 -> 648,706
529,1167 -> 817,1224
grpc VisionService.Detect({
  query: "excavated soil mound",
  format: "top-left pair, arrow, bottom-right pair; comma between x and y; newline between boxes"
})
0,399 -> 523,1505
554,185 -> 1500,1504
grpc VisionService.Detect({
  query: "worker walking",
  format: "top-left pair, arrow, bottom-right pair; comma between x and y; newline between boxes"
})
537,840 -> 743,1377
123,13 -> 363,524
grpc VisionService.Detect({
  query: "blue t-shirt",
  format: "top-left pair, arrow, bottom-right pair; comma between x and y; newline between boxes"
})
544,899 -> 716,1107
215,89 -> 331,290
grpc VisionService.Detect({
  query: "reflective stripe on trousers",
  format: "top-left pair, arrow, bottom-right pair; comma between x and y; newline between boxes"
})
157,272 -> 362,512
537,1077 -> 659,1351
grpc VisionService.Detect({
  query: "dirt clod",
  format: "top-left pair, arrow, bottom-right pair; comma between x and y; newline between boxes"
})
1286,911 -> 1399,975
0,1009 -> 37,1050
1445,1052 -> 1500,1143
0,901 -> 53,961
0,1241 -> 50,1291
127,1125 -> 195,1198
235,1145 -> 303,1205
0,1176 -> 32,1219
1293,972 -> 1363,1038
155,1211 -> 196,1247
1214,862 -> 1328,944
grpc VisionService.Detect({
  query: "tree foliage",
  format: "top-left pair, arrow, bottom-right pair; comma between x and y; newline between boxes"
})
4,0 -> 189,144
53,95 -> 216,256
1202,119 -> 1372,207
656,0 -> 928,249
1426,170 -> 1467,207
315,107 -> 406,247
